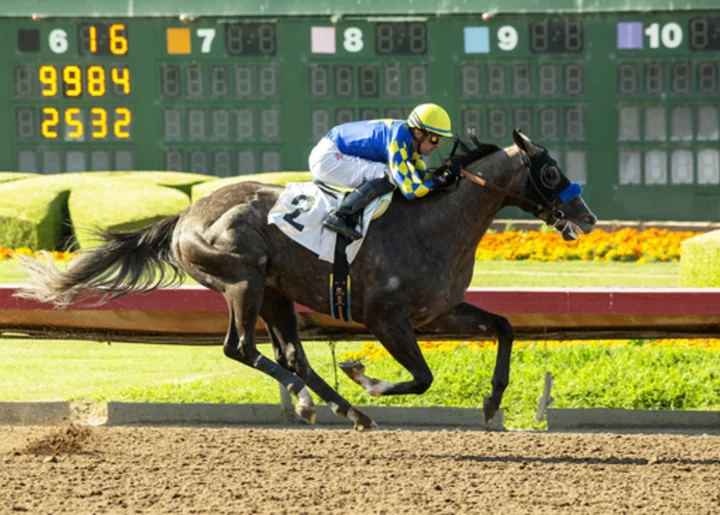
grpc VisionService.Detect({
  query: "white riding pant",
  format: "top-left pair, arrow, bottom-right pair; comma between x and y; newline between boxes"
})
309,137 -> 391,189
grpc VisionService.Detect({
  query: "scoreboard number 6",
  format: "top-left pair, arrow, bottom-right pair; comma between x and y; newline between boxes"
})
49,29 -> 69,54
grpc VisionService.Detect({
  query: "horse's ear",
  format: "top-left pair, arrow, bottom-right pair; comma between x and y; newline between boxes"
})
512,128 -> 543,157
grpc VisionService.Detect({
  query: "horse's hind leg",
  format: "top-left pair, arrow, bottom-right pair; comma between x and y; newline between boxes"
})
340,317 -> 434,396
260,289 -> 377,431
222,274 -> 315,424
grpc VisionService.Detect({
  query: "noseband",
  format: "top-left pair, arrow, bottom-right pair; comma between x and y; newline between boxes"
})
449,143 -> 581,223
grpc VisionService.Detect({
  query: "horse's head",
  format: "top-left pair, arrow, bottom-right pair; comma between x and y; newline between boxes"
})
512,130 -> 597,241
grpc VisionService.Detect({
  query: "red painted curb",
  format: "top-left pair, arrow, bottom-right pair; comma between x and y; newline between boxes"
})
3,285 -> 720,315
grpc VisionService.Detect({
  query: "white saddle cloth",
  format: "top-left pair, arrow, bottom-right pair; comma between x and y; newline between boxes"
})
267,182 -> 389,264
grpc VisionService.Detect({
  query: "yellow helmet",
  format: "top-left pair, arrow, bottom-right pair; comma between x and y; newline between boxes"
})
407,103 -> 452,138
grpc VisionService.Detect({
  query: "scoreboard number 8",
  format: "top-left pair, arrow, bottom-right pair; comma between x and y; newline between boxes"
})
343,28 -> 363,53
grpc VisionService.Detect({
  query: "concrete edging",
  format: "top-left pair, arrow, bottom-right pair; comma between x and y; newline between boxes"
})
0,402 -> 71,425
6,403 -> 719,432
547,408 -> 720,431
106,402 -> 504,429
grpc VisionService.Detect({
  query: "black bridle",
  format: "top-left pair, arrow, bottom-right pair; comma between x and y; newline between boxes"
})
444,139 -> 582,225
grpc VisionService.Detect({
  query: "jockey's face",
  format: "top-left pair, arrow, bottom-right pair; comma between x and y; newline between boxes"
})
411,129 -> 444,156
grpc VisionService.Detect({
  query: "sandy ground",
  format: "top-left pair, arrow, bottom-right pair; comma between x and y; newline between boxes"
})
1,424 -> 719,514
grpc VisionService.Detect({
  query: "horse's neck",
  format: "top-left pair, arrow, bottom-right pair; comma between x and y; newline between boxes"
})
454,145 -> 526,241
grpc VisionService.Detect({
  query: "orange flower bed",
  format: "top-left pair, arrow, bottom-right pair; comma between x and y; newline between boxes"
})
0,248 -> 75,262
475,227 -> 701,263
341,338 -> 720,362
0,228 -> 700,264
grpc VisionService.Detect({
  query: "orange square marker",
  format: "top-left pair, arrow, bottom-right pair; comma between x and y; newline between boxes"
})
166,28 -> 191,54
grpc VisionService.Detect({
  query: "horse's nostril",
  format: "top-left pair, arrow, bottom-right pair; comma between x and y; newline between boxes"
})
584,213 -> 598,225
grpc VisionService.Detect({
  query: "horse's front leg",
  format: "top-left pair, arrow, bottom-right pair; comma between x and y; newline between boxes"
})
419,302 -> 514,424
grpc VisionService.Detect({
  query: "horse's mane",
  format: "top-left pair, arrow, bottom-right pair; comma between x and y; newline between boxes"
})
447,134 -> 503,168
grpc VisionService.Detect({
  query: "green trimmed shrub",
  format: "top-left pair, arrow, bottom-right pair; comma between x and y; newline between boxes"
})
679,230 -> 720,287
0,183 -> 70,250
0,172 -> 34,185
0,172 -> 214,250
70,181 -> 191,248
0,171 -> 313,249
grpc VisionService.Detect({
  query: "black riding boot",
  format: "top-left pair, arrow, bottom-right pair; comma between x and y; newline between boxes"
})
323,178 -> 394,240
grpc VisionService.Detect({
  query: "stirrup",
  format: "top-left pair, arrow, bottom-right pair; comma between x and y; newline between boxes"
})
323,213 -> 362,241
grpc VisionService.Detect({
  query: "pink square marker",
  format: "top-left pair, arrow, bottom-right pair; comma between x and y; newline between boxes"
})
311,26 -> 336,54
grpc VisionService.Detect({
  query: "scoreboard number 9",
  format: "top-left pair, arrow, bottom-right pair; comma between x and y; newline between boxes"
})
497,26 -> 519,51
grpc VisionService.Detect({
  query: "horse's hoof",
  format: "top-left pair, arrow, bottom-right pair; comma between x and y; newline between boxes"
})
338,360 -> 365,379
354,420 -> 379,432
339,360 -> 364,371
295,403 -> 317,425
294,387 -> 316,425
483,397 -> 498,424
347,406 -> 377,432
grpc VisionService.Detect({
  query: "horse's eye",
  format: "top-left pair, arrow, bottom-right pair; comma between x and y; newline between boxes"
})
542,167 -> 561,187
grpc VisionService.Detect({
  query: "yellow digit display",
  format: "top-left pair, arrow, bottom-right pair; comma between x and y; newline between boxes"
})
63,66 -> 82,97
38,107 -> 132,140
39,66 -> 57,97
111,67 -> 131,94
65,108 -> 83,138
36,65 -> 132,98
89,26 -> 97,53
91,107 -> 108,138
114,108 -> 132,138
87,66 -> 106,97
110,24 -> 129,55
41,107 -> 59,138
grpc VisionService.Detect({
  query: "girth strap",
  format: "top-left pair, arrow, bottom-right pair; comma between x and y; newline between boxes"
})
329,234 -> 352,322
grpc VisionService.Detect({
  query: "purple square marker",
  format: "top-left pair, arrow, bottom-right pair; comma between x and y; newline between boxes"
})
617,22 -> 643,49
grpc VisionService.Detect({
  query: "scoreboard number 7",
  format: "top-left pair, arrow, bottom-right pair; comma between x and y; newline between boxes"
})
197,28 -> 216,53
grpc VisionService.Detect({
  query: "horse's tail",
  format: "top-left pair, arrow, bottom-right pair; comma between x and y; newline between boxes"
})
17,214 -> 183,307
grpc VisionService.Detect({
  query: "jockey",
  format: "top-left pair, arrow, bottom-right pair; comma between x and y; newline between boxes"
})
309,103 -> 462,241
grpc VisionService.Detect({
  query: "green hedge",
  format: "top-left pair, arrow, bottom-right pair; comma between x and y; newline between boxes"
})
0,181 -> 70,249
679,230 -> 720,287
69,180 -> 192,248
0,171 -> 216,250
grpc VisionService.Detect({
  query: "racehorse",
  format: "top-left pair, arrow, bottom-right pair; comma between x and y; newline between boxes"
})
18,129 -> 597,431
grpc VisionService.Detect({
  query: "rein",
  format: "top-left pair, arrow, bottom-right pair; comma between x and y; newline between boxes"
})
444,138 -> 570,220
459,168 -> 556,218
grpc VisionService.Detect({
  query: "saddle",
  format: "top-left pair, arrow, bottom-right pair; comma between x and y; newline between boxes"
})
267,181 -> 394,322
318,181 -> 393,322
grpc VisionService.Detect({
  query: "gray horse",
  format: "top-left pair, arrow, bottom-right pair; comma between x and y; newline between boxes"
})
19,130 -> 597,430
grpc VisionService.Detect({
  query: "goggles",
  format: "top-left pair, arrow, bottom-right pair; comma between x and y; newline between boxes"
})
426,132 -> 445,145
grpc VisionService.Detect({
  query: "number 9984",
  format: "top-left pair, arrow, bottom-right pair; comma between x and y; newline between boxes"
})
37,65 -> 131,98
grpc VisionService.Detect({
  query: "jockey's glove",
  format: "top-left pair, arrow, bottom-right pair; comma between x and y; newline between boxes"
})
433,163 -> 462,189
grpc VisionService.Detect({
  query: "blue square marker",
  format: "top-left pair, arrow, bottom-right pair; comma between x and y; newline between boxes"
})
617,22 -> 643,49
464,26 -> 490,54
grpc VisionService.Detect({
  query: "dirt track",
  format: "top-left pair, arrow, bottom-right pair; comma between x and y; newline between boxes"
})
1,425 -> 719,514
